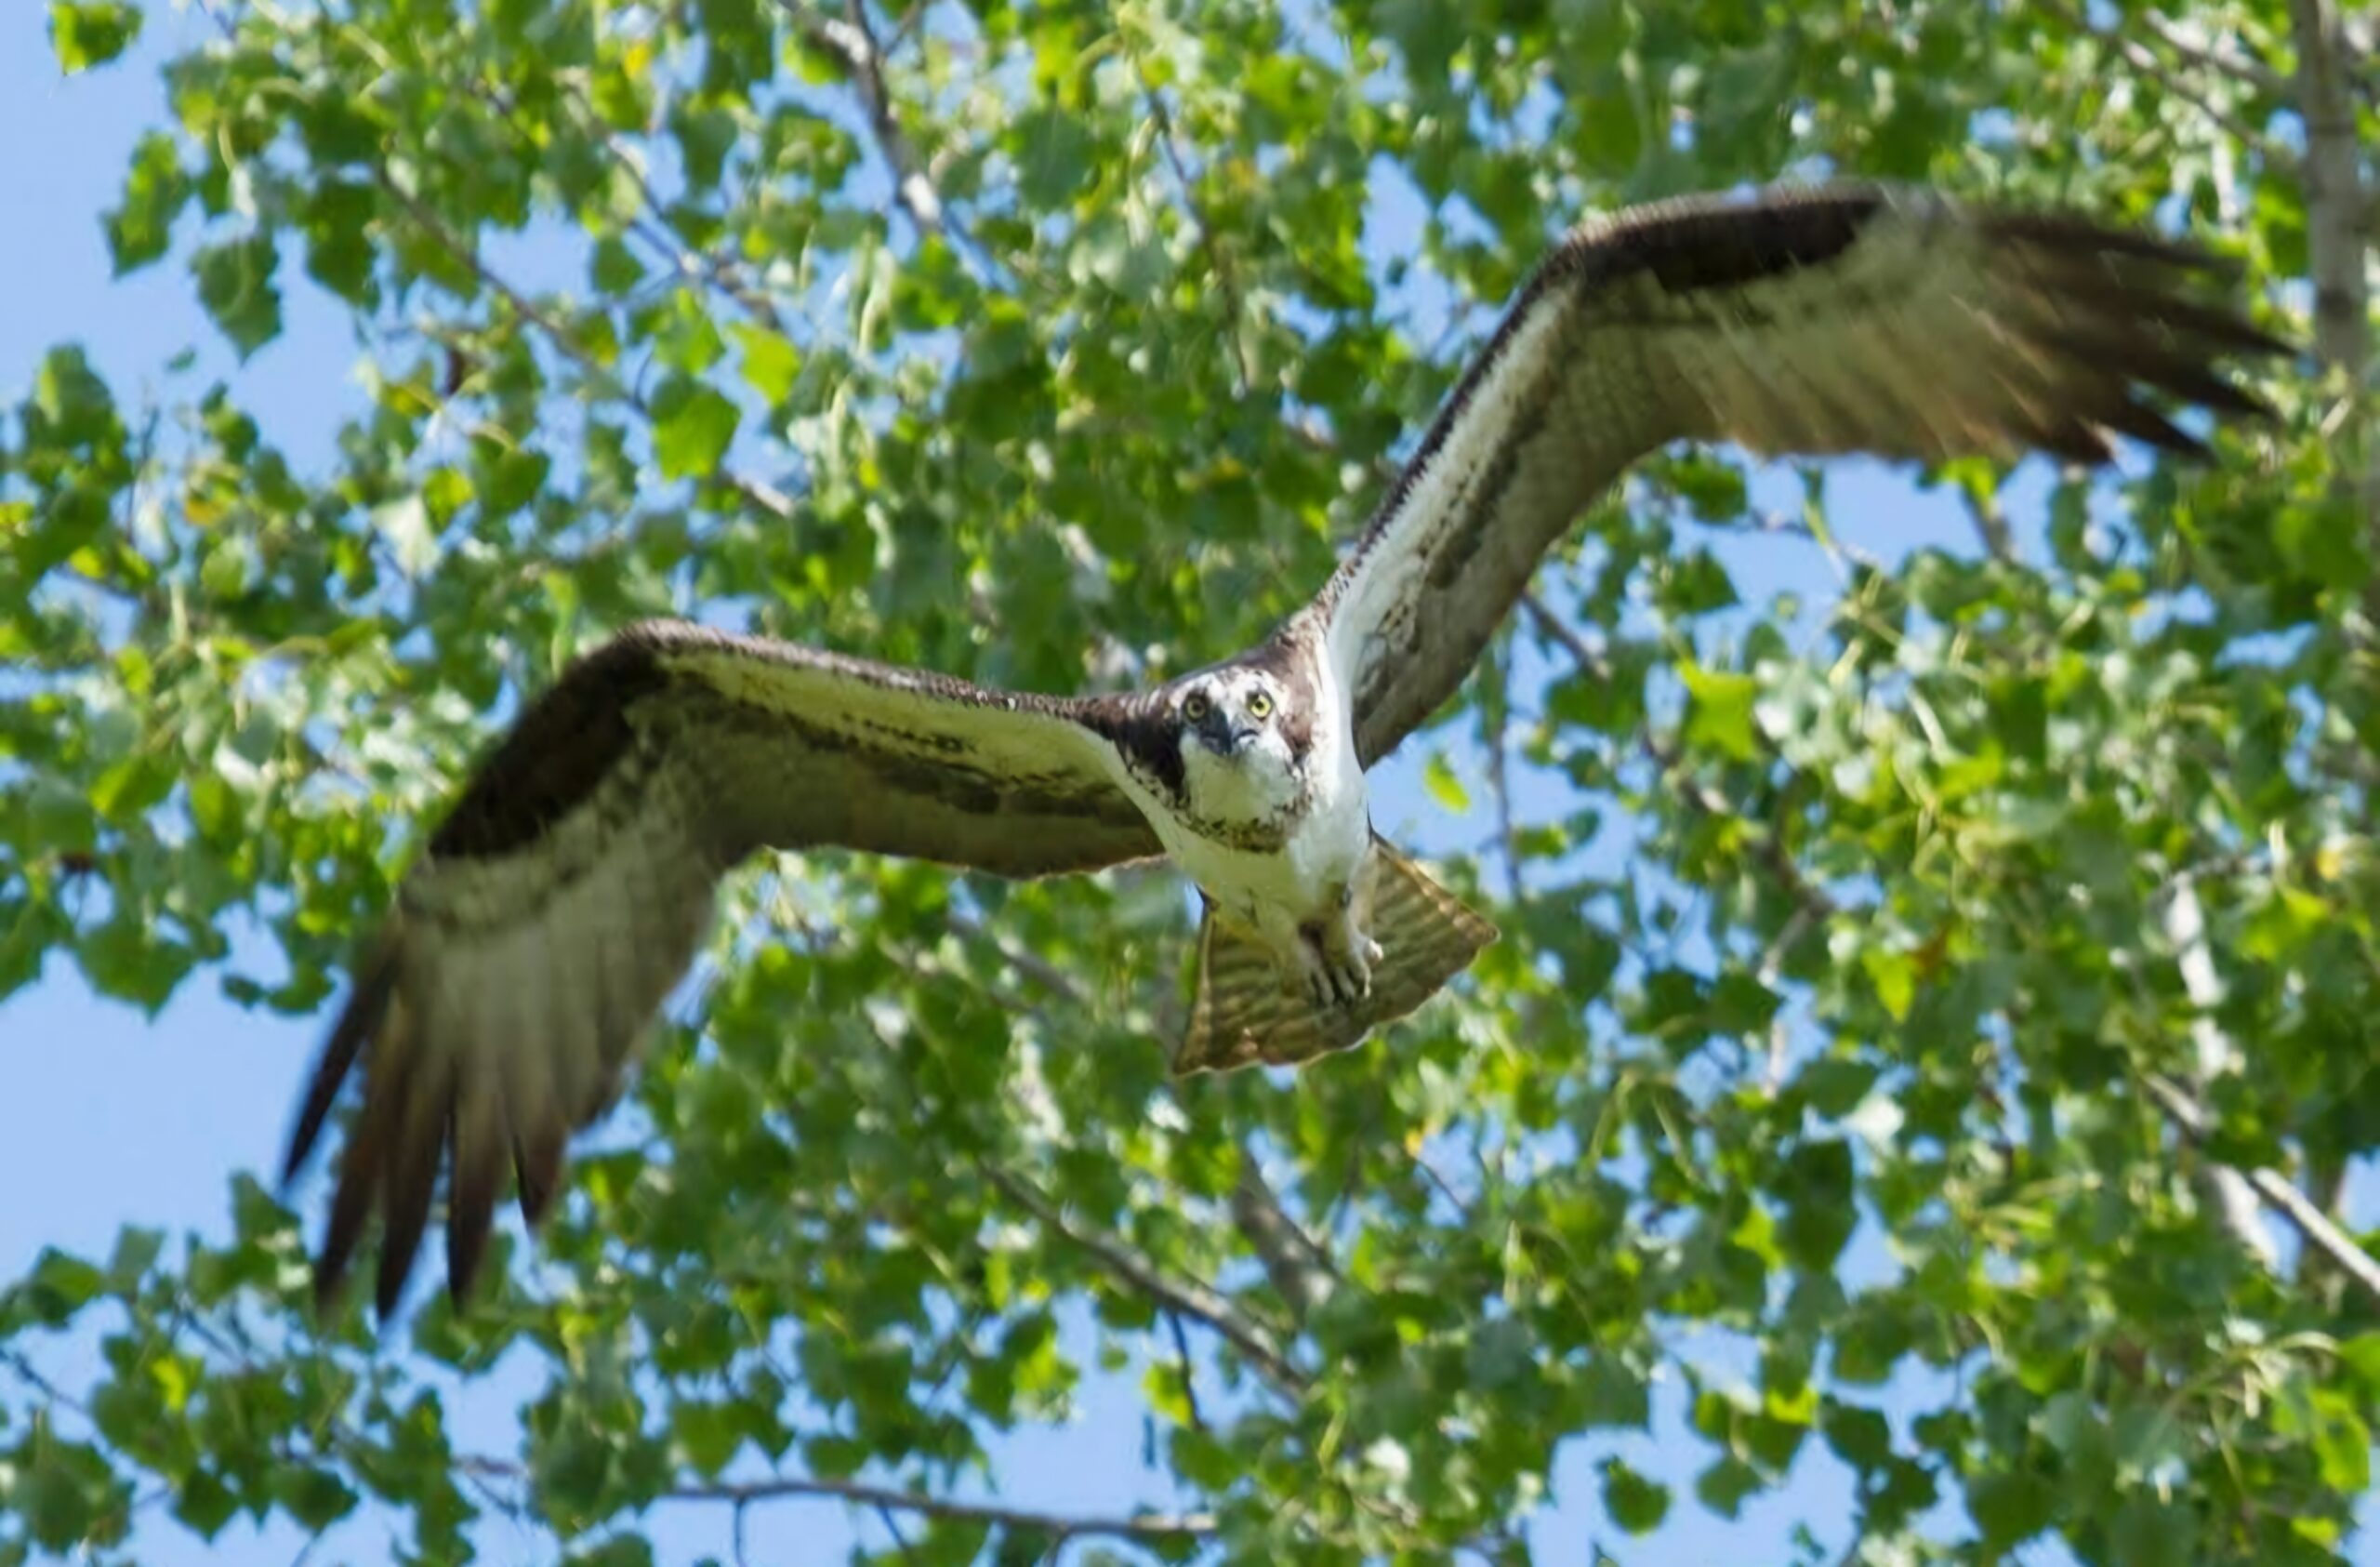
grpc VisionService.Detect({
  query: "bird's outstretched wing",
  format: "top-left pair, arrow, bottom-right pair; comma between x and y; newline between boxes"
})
1319,182 -> 2291,766
283,619 -> 1162,1316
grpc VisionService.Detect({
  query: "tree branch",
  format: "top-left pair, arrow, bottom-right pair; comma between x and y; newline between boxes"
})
1527,575 -> 2362,1299
1521,591 -> 1837,924
1136,71 -> 1257,395
2159,878 -> 2280,1268
378,171 -> 800,526
2285,0 -> 2377,606
782,0 -> 951,244
1961,485 -> 2015,564
2136,9 -> 2290,97
1228,1155 -> 1337,1324
945,909 -> 1087,1008
473,1452 -> 1218,1543
2033,0 -> 2286,151
978,1162 -> 1306,1392
1482,638 -> 1526,906
2143,1073 -> 2380,1305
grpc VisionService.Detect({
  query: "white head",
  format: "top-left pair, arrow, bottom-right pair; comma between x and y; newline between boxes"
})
1172,665 -> 1307,815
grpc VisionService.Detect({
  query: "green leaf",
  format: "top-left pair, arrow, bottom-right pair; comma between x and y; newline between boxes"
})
1693,1454 -> 1763,1519
17,1436 -> 123,1549
171,1468 -> 239,1539
473,445 -> 551,521
192,232 -> 284,358
105,132 -> 188,273
2304,1388 -> 2369,1494
1423,752 -> 1471,812
732,323 -> 801,405
1967,1471 -> 2054,1547
650,376 -> 739,480
373,494 -> 437,577
1378,0 -> 1464,83
1860,947 -> 1916,1023
1599,1457 -> 1669,1534
49,0 -> 141,73
566,1536 -> 654,1567
2335,1333 -> 2380,1400
90,755 -> 173,823
671,104 -> 738,190
24,777 -> 98,856
1014,107 -> 1097,207
33,341 -> 117,440
1680,661 -> 1760,762
75,918 -> 193,1013
300,181 -> 379,305
25,1248 -> 105,1324
272,1466 -> 359,1531
668,1401 -> 743,1478
592,235 -> 645,295
1820,1399 -> 1891,1471
104,1226 -> 163,1295
1578,1356 -> 1650,1429
1778,1139 -> 1857,1270
1797,1058 -> 1880,1120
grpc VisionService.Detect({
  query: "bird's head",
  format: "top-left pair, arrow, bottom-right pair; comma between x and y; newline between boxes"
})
1171,666 -> 1303,805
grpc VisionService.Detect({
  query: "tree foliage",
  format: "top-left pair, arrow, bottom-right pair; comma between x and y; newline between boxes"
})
3,0 -> 2375,1562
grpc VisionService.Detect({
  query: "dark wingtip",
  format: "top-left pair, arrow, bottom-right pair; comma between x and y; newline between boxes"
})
512,1123 -> 566,1229
444,1094 -> 508,1307
371,1096 -> 443,1321
312,1133 -> 378,1316
282,934 -> 401,1189
1985,208 -> 2237,274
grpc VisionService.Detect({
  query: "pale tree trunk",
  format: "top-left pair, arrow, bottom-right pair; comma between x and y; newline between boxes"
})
2287,0 -> 2377,1279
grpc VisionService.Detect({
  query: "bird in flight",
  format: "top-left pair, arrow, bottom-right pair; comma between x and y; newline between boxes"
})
284,181 -> 2287,1315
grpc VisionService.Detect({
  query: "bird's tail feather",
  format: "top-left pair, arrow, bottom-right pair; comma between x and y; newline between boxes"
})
1175,835 -> 1497,1075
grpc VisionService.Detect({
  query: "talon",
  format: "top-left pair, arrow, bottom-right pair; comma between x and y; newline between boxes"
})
1295,918 -> 1382,1010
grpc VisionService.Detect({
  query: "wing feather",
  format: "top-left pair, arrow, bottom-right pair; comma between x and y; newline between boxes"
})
284,619 -> 1162,1314
1321,182 -> 2290,764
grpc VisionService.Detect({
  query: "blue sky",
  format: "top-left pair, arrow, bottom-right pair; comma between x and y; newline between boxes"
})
2,10 -> 2369,1567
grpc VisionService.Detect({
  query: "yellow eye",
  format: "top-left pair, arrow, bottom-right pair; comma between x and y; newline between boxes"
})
1183,693 -> 1210,722
1248,691 -> 1274,719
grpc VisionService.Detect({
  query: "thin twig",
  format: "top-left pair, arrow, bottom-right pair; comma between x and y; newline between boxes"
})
2033,0 -> 2285,151
665,1470 -> 1221,1541
1484,637 -> 1526,907
2136,9 -> 2289,95
2143,1074 -> 2380,1305
1164,1310 -> 1208,1433
782,0 -> 953,245
1961,486 -> 2015,564
377,170 -> 800,525
1137,72 -> 1256,394
1522,591 -> 1837,923
946,909 -> 1086,1007
875,1502 -> 919,1560
2160,878 -> 2278,1268
980,1162 -> 1305,1392
1228,1156 -> 1337,1323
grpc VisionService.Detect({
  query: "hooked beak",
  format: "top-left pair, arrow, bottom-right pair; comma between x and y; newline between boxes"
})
1197,710 -> 1257,755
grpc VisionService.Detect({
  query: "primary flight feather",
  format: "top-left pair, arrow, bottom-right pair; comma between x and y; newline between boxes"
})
283,181 -> 2288,1315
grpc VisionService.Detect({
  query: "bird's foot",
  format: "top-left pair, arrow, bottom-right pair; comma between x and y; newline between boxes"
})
1295,917 -> 1382,1010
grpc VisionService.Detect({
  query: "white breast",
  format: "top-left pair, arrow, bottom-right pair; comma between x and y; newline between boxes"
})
1124,664 -> 1372,961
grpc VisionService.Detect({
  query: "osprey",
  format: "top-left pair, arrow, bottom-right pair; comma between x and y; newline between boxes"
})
284,182 -> 2284,1314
